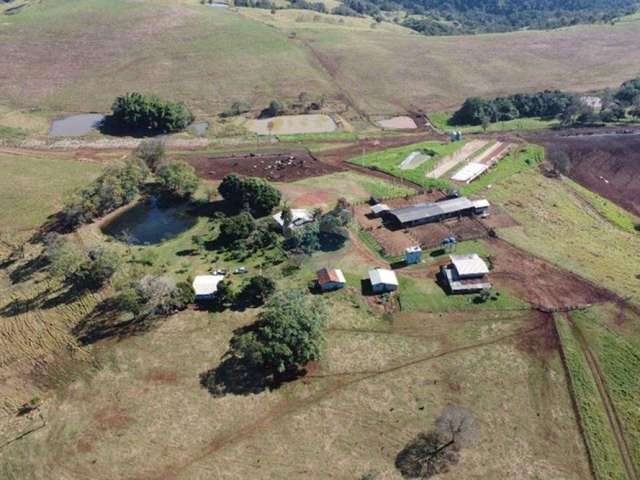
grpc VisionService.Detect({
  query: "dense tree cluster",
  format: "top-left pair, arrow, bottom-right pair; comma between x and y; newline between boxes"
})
451,76 -> 640,126
231,289 -> 328,373
108,93 -> 194,134
614,77 -> 640,106
115,275 -> 193,317
450,91 -> 575,125
218,174 -> 282,217
61,161 -> 147,228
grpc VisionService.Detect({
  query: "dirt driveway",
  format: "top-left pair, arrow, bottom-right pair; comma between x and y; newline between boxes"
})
487,238 -> 618,310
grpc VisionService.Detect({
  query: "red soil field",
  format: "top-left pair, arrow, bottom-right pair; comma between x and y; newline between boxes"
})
527,130 -> 640,216
181,150 -> 340,182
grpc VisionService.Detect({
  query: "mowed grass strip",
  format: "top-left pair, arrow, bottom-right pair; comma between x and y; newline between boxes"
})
572,305 -> 640,470
0,153 -> 103,233
348,140 -> 460,188
554,314 -> 629,480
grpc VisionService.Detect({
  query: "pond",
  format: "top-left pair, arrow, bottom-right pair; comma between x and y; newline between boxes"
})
49,113 -> 105,137
102,196 -> 196,245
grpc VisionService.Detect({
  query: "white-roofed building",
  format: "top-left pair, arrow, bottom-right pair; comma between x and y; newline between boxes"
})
192,274 -> 225,300
451,162 -> 489,183
440,253 -> 491,294
272,209 -> 313,229
369,268 -> 399,293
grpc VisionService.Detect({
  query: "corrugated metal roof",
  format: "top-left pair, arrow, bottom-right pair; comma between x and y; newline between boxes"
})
389,197 -> 474,224
317,268 -> 346,285
451,162 -> 488,182
272,209 -> 312,227
450,254 -> 489,276
369,268 -> 398,286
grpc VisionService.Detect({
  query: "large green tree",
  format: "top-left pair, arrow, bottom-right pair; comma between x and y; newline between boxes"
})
233,289 -> 328,373
218,174 -> 281,217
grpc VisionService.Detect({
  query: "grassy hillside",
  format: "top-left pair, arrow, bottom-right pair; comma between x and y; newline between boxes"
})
485,169 -> 640,303
1,0 -> 640,119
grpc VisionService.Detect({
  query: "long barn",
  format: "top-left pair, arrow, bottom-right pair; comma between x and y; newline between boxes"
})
387,197 -> 489,227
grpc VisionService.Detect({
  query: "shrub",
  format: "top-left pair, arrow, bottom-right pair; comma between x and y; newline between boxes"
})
155,161 -> 200,198
134,139 -> 165,172
108,92 -> 194,134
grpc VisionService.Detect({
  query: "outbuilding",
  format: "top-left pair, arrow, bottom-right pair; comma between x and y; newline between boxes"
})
192,274 -> 225,300
405,246 -> 422,265
369,268 -> 399,293
387,196 -> 489,227
272,209 -> 313,229
441,254 -> 491,294
316,268 -> 346,291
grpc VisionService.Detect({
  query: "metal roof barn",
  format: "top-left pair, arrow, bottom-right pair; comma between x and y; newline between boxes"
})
192,275 -> 225,299
389,197 -> 475,225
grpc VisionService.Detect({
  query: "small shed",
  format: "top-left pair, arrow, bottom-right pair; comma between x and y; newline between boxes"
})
272,209 -> 313,229
192,274 -> 225,300
369,268 -> 399,293
370,203 -> 390,217
316,268 -> 346,291
405,246 -> 422,265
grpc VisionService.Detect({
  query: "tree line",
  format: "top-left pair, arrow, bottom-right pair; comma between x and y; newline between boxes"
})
449,76 -> 640,127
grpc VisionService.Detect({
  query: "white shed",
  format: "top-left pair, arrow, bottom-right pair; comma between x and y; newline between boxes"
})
369,268 -> 399,293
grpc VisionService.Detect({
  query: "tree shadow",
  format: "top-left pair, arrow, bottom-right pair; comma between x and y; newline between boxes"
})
72,300 -> 159,345
199,355 -> 305,397
8,254 -> 48,284
0,285 -> 75,317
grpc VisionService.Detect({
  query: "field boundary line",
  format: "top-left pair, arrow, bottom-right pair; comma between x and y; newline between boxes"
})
565,312 -> 639,480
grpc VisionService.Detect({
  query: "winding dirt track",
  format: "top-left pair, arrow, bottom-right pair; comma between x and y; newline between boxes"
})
145,322 -> 544,480
565,313 -> 639,480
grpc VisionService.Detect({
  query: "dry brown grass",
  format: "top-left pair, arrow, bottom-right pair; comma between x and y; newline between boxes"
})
1,0 -> 639,119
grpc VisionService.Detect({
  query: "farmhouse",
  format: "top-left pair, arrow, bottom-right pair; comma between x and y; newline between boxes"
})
192,274 -> 225,300
316,268 -> 346,291
440,254 -> 491,294
387,197 -> 489,227
369,268 -> 399,293
272,209 -> 313,229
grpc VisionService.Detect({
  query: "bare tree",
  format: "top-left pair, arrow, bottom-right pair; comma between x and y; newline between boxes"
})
435,404 -> 478,449
395,405 -> 478,479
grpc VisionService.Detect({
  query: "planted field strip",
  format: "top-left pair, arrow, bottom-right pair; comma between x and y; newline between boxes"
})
474,141 -> 512,166
555,313 -> 634,480
426,140 -> 488,178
